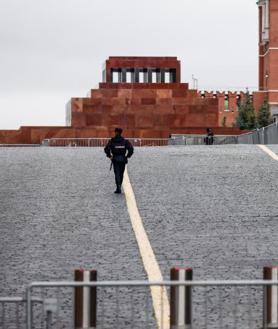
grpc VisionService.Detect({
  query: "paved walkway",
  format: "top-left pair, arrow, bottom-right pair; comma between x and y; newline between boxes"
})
0,148 -> 148,292
129,145 -> 278,281
1,145 -> 278,328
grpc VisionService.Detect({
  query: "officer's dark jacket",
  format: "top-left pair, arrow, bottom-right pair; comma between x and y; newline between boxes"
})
104,136 -> 134,163
207,130 -> 214,137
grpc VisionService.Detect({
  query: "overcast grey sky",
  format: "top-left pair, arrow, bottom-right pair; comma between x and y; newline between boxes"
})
0,0 -> 258,129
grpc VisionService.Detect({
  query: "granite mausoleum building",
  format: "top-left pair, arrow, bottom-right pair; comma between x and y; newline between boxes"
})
0,0 -> 277,144
66,56 -> 241,138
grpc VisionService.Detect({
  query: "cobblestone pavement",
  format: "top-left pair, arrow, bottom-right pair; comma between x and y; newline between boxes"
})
129,145 -> 278,280
1,145 -> 278,328
268,145 -> 278,154
128,145 -> 278,328
0,147 -> 151,328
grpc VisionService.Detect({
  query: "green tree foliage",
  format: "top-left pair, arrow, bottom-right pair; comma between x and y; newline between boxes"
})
236,91 -> 257,130
257,98 -> 272,128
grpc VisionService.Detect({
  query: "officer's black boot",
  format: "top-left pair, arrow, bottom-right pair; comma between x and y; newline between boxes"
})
114,185 -> 121,194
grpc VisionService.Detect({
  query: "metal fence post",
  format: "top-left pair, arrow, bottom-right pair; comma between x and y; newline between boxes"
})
264,266 -> 278,329
170,268 -> 193,329
262,127 -> 266,144
46,310 -> 53,329
43,298 -> 57,329
74,269 -> 97,329
26,285 -> 32,329
257,129 -> 261,144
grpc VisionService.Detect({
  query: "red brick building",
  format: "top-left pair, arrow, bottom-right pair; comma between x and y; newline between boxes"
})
192,0 -> 278,127
198,91 -> 245,128
257,0 -> 278,120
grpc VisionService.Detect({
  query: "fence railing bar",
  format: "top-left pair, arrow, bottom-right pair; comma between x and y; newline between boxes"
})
26,286 -> 32,329
130,287 -> 134,329
27,280 -> 278,288
40,287 -> 44,329
263,285 -> 267,329
233,286 -> 238,329
204,287 -> 208,329
101,291 -> 105,329
16,302 -> 19,328
57,287 -> 61,329
2,303 -> 5,328
218,287 -> 223,329
145,290 -> 150,329
46,138 -> 170,147
48,138 -> 168,141
116,285 -> 119,329
0,297 -> 42,303
248,285 -> 252,329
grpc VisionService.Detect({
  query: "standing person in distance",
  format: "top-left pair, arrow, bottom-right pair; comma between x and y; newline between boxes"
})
104,128 -> 134,194
205,128 -> 214,145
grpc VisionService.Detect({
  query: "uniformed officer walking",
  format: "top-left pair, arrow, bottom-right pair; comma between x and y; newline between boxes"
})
104,128 -> 134,194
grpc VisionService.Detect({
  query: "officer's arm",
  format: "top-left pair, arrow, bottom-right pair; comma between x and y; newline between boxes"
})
126,140 -> 134,158
104,140 -> 112,158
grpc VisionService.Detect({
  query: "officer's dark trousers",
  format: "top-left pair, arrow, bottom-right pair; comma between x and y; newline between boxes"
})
113,161 -> 126,189
205,136 -> 214,145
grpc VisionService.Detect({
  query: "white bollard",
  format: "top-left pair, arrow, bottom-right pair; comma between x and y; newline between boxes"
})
170,267 -> 193,329
264,266 -> 278,329
74,269 -> 97,329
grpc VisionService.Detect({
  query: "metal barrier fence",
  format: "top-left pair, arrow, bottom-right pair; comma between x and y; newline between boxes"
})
42,123 -> 278,147
237,122 -> 278,144
171,123 -> 278,145
2,280 -> 278,329
44,138 -> 169,147
169,135 -> 238,145
0,297 -> 42,329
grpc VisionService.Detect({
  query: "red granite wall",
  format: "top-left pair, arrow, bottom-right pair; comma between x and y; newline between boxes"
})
0,57 -> 248,144
0,126 -> 245,144
69,82 -> 219,133
104,56 -> 181,83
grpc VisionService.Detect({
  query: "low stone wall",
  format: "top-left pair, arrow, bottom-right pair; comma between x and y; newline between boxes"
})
0,126 -> 246,145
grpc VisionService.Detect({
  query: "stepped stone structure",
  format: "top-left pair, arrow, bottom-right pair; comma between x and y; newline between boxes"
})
0,57 -> 244,144
66,56 -> 239,138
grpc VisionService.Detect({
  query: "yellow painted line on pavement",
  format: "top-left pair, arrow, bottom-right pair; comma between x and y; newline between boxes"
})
123,169 -> 170,329
258,145 -> 278,161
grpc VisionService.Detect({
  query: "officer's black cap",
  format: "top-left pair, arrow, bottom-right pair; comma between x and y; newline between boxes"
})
115,128 -> 123,134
